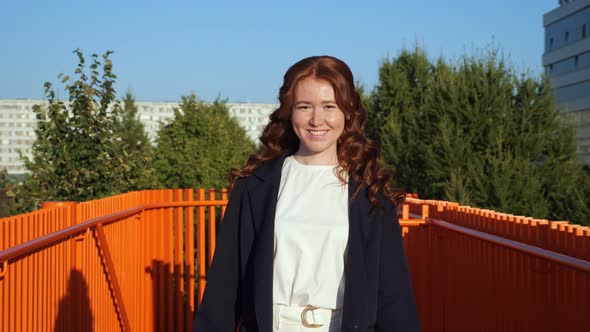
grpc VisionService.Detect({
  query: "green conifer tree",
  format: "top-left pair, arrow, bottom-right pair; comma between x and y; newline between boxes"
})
374,46 -> 590,225
114,91 -> 158,190
375,47 -> 435,194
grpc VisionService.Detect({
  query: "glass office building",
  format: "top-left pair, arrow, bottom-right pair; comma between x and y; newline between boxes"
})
543,0 -> 590,164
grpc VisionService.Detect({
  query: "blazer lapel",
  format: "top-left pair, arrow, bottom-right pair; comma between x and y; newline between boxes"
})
247,153 -> 288,332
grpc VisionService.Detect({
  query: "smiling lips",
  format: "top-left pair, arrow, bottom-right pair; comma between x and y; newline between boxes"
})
307,129 -> 330,137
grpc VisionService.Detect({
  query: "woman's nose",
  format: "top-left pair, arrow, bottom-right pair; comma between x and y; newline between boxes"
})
309,108 -> 324,126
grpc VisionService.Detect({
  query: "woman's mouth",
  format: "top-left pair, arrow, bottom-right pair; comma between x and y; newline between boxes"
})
307,129 -> 329,136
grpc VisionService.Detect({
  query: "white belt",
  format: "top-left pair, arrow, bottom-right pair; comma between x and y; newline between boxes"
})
273,304 -> 342,328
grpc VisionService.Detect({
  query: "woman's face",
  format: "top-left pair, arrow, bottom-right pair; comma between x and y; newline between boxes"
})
291,77 -> 345,164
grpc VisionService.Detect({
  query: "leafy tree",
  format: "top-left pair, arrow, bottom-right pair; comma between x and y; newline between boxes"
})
0,172 -> 38,215
153,94 -> 255,189
373,46 -> 590,225
0,169 -> 17,217
21,49 -> 151,208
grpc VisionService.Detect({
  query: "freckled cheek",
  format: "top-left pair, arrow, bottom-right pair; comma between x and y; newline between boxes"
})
291,116 -> 308,131
325,115 -> 345,129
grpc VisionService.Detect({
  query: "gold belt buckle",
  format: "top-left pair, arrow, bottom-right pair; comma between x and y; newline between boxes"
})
301,305 -> 323,328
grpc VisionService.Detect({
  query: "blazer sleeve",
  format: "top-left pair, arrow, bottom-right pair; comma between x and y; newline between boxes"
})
376,203 -> 421,331
194,179 -> 246,332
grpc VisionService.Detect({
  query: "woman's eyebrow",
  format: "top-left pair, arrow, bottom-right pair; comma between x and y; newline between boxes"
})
293,100 -> 337,106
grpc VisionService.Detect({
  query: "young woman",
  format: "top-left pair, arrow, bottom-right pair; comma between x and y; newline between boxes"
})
194,56 -> 420,332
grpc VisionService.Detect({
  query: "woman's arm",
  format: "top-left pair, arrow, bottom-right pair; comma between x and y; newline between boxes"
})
194,180 -> 246,332
376,203 -> 421,331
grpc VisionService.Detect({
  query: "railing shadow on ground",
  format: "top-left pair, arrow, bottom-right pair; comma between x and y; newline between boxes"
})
148,260 -> 194,332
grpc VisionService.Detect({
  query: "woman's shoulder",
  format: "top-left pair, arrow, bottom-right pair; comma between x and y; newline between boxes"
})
231,158 -> 276,187
366,188 -> 400,221
371,184 -> 404,214
354,179 -> 396,208
232,176 -> 253,192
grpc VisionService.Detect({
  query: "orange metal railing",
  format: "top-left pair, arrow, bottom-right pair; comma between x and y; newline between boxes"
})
405,197 -> 590,261
400,202 -> 590,332
0,189 -> 227,332
1,190 -> 589,331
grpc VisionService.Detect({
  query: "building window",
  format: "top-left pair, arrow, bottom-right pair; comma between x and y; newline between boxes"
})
565,31 -> 569,42
583,24 -> 587,39
549,37 -> 554,49
574,55 -> 579,67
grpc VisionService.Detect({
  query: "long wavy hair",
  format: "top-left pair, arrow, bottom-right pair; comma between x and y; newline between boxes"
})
230,55 -> 404,207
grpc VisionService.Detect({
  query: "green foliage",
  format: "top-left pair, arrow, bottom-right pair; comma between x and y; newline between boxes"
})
373,46 -> 590,225
376,47 -> 435,195
153,94 -> 255,189
114,91 -> 159,189
20,49 -> 155,209
3,174 -> 39,215
355,81 -> 377,140
0,169 -> 17,217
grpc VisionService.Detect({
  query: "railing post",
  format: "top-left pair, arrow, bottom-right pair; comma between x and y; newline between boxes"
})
208,189 -> 217,266
184,188 -> 195,332
173,189 -> 184,332
196,189 -> 206,306
422,205 -> 429,220
402,204 -> 410,220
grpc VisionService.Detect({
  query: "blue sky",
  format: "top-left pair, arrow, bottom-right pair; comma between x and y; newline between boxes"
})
0,0 -> 557,103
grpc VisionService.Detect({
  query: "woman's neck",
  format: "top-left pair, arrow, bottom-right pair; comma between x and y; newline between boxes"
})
292,149 -> 338,166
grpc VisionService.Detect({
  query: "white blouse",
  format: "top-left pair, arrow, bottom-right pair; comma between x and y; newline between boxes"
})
272,156 -> 349,310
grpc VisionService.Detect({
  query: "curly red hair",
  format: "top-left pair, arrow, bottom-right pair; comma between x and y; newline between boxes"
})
230,55 -> 404,207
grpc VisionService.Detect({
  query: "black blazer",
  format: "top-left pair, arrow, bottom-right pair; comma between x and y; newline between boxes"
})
194,153 -> 420,332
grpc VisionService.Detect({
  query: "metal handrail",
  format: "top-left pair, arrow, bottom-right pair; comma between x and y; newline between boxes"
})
0,200 -> 227,264
3,202 -> 588,273
413,212 -> 590,273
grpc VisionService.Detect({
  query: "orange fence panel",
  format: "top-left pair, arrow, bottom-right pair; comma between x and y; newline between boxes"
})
0,189 -> 228,332
1,190 -> 589,331
405,197 -> 590,262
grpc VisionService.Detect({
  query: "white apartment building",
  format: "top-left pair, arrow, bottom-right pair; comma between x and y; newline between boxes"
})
0,99 -> 278,174
0,100 -> 42,174
131,101 -> 277,143
226,103 -> 277,143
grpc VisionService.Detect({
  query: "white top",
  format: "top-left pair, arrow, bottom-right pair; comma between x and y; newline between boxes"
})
272,156 -> 349,310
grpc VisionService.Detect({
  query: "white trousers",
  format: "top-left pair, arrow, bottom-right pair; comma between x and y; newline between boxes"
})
272,304 -> 343,332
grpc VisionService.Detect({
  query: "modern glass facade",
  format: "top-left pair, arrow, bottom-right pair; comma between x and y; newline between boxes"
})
543,0 -> 590,164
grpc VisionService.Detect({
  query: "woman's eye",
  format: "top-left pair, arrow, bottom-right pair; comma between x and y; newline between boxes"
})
325,105 -> 337,110
297,105 -> 311,111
